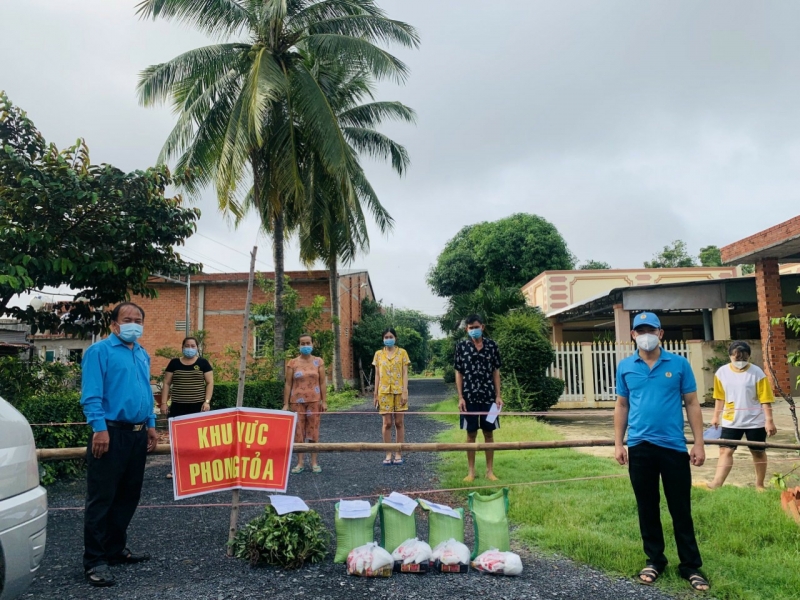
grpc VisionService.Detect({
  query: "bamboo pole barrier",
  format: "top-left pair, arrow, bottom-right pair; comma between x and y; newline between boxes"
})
36,438 -> 800,462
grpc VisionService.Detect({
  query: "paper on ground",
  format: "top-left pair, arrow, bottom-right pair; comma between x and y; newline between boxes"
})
419,499 -> 461,519
382,492 -> 417,516
703,426 -> 722,440
269,495 -> 309,515
485,402 -> 501,424
338,499 -> 371,518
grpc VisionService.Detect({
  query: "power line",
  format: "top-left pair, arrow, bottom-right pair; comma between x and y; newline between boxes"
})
195,231 -> 273,271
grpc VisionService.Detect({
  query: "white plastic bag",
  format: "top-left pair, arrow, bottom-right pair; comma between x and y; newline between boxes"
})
346,542 -> 394,577
392,538 -> 433,565
471,549 -> 523,576
431,538 -> 470,566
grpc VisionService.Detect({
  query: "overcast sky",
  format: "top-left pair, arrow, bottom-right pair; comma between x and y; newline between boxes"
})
3,1 -> 800,319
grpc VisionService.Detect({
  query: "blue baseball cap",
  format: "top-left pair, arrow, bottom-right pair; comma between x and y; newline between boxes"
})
633,312 -> 661,330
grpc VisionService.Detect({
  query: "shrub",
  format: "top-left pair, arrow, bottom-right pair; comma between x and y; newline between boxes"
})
211,381 -> 284,410
17,392 -> 90,484
230,505 -> 329,568
442,364 -> 456,384
0,356 -> 81,407
494,309 -> 562,412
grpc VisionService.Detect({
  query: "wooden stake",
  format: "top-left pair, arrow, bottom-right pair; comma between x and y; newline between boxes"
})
226,246 -> 257,555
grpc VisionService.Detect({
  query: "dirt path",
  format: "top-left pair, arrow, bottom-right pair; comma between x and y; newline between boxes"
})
28,379 -> 678,600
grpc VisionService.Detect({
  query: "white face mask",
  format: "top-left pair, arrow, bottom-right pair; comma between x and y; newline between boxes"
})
635,333 -> 660,352
732,360 -> 749,370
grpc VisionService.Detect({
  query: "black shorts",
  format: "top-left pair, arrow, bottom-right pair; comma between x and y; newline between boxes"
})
719,427 -> 767,451
168,401 -> 205,418
460,401 -> 499,433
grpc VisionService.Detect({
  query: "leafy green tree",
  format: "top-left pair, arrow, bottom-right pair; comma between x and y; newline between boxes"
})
251,276 -> 334,372
439,284 -> 526,336
0,92 -> 199,335
492,308 -> 564,412
137,0 -> 418,381
352,299 -> 431,375
579,260 -> 612,270
298,60 -> 414,389
698,245 -> 722,266
644,240 -> 697,268
428,214 -> 574,297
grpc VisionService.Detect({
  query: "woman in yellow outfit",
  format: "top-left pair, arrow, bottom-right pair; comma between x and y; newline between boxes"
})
373,328 -> 411,465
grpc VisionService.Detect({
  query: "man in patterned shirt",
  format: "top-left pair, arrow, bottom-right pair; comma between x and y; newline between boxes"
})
454,314 -> 503,482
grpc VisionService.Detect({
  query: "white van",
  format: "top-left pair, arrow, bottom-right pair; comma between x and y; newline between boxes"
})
0,397 -> 47,600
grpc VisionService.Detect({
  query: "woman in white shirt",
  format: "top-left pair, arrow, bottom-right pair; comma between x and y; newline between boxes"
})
706,341 -> 777,490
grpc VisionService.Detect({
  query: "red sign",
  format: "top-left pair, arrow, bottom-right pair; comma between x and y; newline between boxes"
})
169,408 -> 297,500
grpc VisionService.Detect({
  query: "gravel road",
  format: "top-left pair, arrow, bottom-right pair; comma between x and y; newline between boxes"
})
27,379 -> 679,600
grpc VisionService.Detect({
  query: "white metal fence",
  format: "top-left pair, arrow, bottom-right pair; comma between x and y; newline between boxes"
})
546,341 -> 690,404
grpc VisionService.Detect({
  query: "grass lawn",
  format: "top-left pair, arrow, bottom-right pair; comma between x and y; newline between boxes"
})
427,398 -> 800,600
326,388 -> 364,412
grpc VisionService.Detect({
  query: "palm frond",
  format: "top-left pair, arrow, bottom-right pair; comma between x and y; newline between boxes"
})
301,34 -> 410,83
304,15 -> 419,48
339,100 -> 415,128
343,127 -> 410,175
135,0 -> 254,38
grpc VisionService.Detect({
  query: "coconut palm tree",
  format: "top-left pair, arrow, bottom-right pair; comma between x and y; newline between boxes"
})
136,0 -> 418,380
296,60 -> 414,389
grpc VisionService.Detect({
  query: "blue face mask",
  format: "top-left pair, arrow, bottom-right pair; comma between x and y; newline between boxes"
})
117,323 -> 143,343
183,348 -> 198,358
384,338 -> 396,347
299,345 -> 313,356
468,328 -> 483,339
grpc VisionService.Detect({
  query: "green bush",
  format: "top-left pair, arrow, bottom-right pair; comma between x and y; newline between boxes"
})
0,356 -> 81,407
494,308 -> 562,412
230,505 -> 329,568
442,364 -> 456,384
17,392 -> 90,484
211,381 -> 284,410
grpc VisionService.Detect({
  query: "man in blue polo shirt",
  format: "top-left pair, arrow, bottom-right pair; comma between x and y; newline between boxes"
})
80,302 -> 157,587
614,312 -> 709,592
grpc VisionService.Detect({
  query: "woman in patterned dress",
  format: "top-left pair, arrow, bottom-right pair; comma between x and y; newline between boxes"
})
373,328 -> 411,465
283,334 -> 327,473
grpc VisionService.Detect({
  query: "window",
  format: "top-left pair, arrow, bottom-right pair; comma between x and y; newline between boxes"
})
253,332 -> 270,358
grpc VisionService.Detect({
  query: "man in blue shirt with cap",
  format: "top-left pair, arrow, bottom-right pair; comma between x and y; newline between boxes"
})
80,302 -> 158,587
614,312 -> 709,592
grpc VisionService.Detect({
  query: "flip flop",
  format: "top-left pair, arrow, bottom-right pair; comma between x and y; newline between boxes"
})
312,465 -> 322,473
291,465 -> 305,474
392,458 -> 404,465
382,458 -> 393,466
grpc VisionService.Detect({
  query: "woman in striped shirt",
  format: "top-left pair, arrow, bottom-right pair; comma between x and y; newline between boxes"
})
161,337 -> 214,478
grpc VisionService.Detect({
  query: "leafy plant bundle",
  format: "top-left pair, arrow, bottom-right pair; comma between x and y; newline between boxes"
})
230,506 -> 329,569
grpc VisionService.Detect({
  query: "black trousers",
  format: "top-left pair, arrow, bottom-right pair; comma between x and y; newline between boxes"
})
84,427 -> 148,570
628,442 -> 702,577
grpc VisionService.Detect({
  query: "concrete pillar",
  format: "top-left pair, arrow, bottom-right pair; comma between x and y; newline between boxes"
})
711,308 -> 730,341
613,304 -> 631,343
686,340 -> 706,396
754,258 -> 791,393
551,320 -> 563,344
197,284 -> 205,331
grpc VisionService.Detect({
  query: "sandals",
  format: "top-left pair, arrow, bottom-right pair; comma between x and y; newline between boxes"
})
108,548 -> 151,565
291,465 -> 305,474
382,458 -> 393,466
686,572 -> 710,592
312,465 -> 322,473
85,565 -> 115,587
637,566 -> 661,585
392,457 -> 404,465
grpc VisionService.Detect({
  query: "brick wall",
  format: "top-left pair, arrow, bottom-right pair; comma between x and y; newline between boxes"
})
754,259 -> 791,393
132,270 -> 372,382
721,214 -> 800,263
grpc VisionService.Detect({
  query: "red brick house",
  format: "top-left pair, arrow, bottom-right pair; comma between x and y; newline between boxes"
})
134,269 -> 374,383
